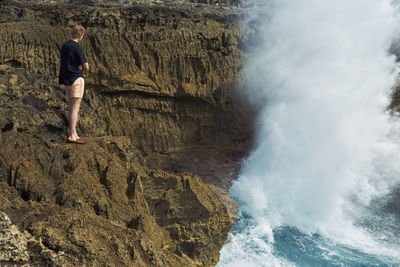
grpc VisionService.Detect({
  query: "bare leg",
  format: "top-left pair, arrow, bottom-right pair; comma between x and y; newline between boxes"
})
67,97 -> 82,140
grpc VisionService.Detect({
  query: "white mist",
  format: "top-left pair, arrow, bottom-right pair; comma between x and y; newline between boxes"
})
219,0 -> 400,266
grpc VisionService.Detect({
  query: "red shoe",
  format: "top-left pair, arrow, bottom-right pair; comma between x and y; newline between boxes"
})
67,138 -> 86,144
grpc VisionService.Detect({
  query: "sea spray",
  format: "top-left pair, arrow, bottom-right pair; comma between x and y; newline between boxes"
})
218,0 -> 400,266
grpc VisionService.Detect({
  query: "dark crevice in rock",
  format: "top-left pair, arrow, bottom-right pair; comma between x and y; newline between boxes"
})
42,239 -> 61,253
125,171 -> 137,199
99,166 -> 109,189
126,215 -> 143,230
63,161 -> 74,174
6,168 -> 43,203
54,190 -> 66,206
92,202 -> 109,218
2,121 -> 14,132
16,128 -> 27,133
122,32 -> 142,70
18,187 -> 43,203
4,59 -> 23,68
7,168 -> 15,187
61,151 -> 70,160
99,165 -> 113,199
19,188 -> 30,202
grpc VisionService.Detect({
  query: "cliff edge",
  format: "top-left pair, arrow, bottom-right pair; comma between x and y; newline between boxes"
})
0,0 -> 252,266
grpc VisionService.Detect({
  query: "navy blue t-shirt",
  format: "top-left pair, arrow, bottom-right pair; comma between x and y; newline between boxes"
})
59,40 -> 87,85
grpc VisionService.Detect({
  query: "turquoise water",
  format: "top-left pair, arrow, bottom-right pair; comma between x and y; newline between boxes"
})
219,204 -> 400,267
272,226 -> 397,267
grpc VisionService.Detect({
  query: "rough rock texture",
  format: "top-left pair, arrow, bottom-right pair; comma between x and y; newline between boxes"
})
0,0 -> 251,266
5,0 -> 241,7
0,211 -> 30,265
0,0 -> 251,152
0,134 -> 233,266
0,211 -> 67,267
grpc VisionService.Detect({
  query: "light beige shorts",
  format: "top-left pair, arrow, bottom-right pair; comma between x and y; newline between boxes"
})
65,77 -> 85,99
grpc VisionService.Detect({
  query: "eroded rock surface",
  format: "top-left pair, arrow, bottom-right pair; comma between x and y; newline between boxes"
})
1,0 -> 251,152
0,211 -> 29,265
0,0 -> 251,266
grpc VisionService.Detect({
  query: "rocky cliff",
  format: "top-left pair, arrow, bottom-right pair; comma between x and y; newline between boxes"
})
0,0 -> 252,266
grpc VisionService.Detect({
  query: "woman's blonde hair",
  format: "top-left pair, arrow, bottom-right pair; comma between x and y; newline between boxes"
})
71,25 -> 85,39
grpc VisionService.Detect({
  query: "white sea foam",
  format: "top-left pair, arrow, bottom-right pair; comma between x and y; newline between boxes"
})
219,0 -> 400,265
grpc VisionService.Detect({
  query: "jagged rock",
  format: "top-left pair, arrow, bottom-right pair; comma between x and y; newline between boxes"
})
0,211 -> 69,267
0,0 -> 252,153
0,134 -> 233,266
0,211 -> 29,265
4,0 -> 241,7
0,0 -> 251,266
